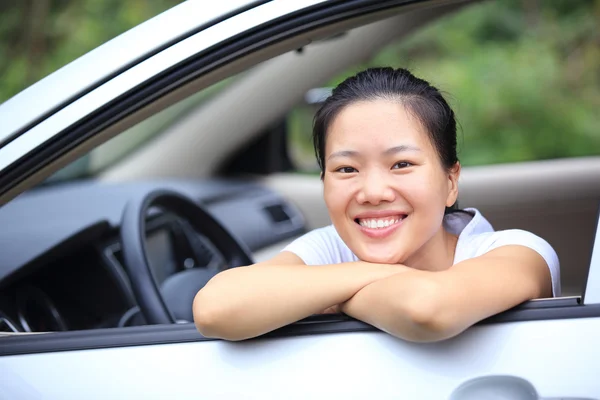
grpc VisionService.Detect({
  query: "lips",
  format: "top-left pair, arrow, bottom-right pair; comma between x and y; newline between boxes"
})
353,211 -> 408,239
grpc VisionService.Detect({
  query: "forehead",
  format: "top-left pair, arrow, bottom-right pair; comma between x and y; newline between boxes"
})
325,99 -> 431,152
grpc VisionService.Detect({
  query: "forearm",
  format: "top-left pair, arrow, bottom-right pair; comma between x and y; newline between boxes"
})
340,270 -> 456,342
193,261 -> 406,340
341,248 -> 550,343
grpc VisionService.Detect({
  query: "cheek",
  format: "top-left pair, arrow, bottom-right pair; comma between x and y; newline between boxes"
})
400,170 -> 448,206
323,176 -> 359,221
323,178 -> 345,214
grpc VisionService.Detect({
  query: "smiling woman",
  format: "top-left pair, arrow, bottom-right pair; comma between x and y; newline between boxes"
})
192,67 -> 559,342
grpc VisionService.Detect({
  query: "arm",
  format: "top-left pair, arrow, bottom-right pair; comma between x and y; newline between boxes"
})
192,251 -> 408,341
341,245 -> 553,342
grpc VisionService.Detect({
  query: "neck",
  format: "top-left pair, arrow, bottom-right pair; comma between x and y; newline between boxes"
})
404,225 -> 458,272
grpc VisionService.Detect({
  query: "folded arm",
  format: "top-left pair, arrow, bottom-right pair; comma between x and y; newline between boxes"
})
341,245 -> 553,342
192,251 -> 408,340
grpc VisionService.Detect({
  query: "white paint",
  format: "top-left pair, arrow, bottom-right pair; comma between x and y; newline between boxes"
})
1,318 -> 600,399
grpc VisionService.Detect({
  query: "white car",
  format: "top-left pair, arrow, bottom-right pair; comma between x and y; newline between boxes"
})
0,0 -> 599,399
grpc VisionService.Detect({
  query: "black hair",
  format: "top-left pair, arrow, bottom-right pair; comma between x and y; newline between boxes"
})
312,67 -> 460,213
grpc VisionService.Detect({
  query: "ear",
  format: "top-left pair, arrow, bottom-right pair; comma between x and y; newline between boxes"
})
446,162 -> 461,207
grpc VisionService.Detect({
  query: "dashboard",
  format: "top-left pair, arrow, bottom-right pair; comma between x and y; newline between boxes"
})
0,179 -> 306,333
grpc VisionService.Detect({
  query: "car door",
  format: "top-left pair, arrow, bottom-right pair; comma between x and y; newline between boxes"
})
1,0 -> 600,398
2,287 -> 600,399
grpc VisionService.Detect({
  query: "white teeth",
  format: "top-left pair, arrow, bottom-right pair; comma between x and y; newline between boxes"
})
358,217 -> 403,230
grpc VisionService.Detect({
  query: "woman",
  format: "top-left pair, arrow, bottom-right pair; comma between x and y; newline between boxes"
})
193,67 -> 560,342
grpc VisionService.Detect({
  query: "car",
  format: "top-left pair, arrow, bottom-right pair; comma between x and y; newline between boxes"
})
0,0 -> 599,398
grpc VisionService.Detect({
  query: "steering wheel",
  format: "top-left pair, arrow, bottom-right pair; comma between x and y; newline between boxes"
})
120,189 -> 253,325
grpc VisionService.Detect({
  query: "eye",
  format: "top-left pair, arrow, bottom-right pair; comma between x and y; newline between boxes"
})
335,166 -> 358,173
392,161 -> 412,169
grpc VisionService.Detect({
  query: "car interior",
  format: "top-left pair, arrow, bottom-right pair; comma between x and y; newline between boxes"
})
0,0 -> 598,336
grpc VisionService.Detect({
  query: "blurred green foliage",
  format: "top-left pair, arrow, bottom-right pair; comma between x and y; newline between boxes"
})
290,0 -> 600,169
0,0 -> 182,104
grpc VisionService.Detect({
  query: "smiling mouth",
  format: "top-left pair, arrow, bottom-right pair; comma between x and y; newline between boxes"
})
354,215 -> 407,229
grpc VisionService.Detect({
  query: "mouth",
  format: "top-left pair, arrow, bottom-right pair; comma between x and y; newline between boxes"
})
353,214 -> 407,229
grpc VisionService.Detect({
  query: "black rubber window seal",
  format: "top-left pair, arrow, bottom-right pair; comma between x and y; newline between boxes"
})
1,302 -> 599,357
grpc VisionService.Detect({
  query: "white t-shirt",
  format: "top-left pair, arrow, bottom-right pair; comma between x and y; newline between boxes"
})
282,208 -> 561,297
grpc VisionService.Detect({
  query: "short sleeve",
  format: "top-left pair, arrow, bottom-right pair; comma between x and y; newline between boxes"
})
282,225 -> 358,266
486,229 -> 561,297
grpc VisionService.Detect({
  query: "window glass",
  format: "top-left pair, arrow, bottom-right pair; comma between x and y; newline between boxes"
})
288,0 -> 600,173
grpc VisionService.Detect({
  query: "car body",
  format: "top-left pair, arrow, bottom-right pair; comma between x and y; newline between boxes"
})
0,0 -> 600,398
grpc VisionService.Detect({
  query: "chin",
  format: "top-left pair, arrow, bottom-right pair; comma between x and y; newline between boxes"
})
356,248 -> 404,265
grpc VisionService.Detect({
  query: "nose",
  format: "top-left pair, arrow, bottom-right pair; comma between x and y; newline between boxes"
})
356,170 -> 396,205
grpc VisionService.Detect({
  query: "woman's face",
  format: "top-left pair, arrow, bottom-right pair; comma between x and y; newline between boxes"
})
323,99 -> 459,265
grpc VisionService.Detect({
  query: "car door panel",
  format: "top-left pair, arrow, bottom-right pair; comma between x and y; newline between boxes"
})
2,317 -> 600,399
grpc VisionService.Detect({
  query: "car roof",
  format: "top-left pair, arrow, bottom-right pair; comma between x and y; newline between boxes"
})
0,0 -> 256,147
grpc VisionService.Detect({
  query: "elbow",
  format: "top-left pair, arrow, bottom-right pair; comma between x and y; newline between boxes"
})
192,290 -> 245,341
192,269 -> 253,341
404,305 -> 449,342
398,279 -> 454,342
192,290 -> 221,338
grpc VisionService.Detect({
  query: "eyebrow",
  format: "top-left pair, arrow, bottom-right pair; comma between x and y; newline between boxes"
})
327,145 -> 421,161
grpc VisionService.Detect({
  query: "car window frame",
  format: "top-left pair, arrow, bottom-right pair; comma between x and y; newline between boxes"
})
0,0 -> 330,200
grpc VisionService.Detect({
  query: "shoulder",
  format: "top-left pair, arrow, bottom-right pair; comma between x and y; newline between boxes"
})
457,213 -> 561,296
281,225 -> 358,265
453,208 -> 556,260
467,228 -> 558,263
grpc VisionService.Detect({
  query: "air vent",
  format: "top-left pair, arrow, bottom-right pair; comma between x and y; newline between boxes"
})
264,203 -> 292,224
0,317 -> 19,333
